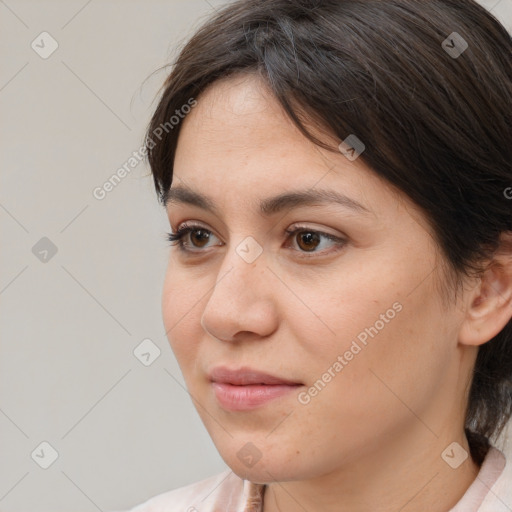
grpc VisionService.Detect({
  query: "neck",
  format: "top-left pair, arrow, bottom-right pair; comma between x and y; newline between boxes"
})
262,426 -> 481,512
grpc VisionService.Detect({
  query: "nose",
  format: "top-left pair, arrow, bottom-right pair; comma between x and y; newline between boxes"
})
200,240 -> 278,343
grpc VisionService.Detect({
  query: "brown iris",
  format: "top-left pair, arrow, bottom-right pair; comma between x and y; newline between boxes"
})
190,229 -> 210,248
295,231 -> 320,252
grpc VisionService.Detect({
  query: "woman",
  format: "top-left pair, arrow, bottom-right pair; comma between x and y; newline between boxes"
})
122,0 -> 512,510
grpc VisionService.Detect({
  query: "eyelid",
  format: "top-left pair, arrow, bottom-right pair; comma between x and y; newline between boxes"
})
171,221 -> 343,240
286,222 -> 345,240
167,221 -> 347,258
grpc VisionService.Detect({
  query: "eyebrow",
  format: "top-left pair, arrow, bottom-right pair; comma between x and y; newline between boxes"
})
164,185 -> 372,216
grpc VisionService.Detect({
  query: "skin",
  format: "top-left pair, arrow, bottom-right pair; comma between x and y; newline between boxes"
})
162,72 -> 512,512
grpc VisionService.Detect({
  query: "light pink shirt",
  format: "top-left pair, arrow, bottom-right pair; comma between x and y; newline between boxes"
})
119,446 -> 510,512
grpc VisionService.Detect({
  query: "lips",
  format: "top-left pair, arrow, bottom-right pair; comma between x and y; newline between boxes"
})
208,366 -> 302,386
208,366 -> 303,411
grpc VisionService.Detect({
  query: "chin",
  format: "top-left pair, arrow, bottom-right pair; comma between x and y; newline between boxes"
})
214,438 -> 308,483
229,461 -> 292,484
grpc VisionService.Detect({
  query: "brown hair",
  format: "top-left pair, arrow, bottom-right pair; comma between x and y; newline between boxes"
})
144,0 -> 512,464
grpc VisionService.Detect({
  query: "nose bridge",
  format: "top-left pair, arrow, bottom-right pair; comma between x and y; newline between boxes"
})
200,234 -> 275,340
213,234 -> 267,301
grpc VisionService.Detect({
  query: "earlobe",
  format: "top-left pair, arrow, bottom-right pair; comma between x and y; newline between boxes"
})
458,243 -> 512,347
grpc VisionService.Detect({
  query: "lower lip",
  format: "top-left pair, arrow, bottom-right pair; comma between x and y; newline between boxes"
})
211,382 -> 301,411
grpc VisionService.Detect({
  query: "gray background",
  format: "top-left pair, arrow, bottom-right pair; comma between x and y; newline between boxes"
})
1,1 -> 511,511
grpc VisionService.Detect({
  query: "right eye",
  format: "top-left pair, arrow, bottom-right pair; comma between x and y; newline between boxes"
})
166,223 -> 220,253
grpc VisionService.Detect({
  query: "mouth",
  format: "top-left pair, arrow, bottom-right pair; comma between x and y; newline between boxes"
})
208,366 -> 303,411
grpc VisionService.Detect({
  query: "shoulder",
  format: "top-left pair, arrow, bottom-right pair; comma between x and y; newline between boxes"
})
121,469 -> 250,512
477,445 -> 512,512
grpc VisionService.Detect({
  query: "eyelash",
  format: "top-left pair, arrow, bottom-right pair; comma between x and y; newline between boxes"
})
165,222 -> 347,259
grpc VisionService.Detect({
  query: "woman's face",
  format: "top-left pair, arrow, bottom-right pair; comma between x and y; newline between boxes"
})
162,73 -> 473,482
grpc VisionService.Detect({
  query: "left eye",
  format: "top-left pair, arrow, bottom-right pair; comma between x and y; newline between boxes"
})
283,227 -> 346,256
166,224 -> 346,257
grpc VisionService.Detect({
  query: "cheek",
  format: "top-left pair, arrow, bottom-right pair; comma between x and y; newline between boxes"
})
281,255 -> 405,361
162,265 -> 204,371
286,252 -> 450,417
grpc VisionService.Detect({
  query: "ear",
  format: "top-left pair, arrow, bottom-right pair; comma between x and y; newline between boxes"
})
458,232 -> 512,347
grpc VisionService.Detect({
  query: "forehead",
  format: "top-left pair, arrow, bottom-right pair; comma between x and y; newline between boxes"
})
171,73 -> 426,232
177,74 -> 317,163
175,74 -> 373,194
